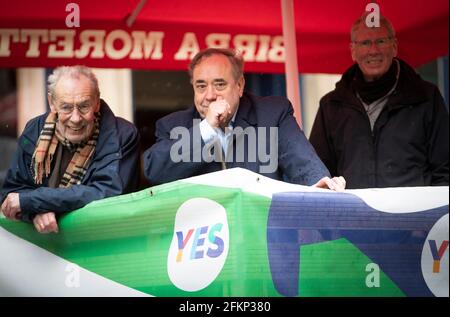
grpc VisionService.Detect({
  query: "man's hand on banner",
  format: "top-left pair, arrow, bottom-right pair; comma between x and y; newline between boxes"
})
1,193 -> 22,221
33,212 -> 59,234
313,176 -> 346,192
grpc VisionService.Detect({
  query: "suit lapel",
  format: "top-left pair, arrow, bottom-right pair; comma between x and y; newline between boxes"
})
226,94 -> 258,166
234,94 -> 257,129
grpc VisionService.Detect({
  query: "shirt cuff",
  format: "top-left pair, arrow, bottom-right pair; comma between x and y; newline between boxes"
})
199,119 -> 219,144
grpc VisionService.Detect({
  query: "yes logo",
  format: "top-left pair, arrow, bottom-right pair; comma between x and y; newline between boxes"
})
175,223 -> 224,262
168,198 -> 229,292
421,214 -> 449,297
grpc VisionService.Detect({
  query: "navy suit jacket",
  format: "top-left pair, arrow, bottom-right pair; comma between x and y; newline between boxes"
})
143,93 -> 330,185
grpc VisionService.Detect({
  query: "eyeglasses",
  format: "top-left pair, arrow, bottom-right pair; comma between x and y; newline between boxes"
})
352,37 -> 393,49
58,102 -> 93,115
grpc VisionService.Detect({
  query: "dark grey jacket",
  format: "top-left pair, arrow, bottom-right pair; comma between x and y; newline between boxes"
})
310,59 -> 449,189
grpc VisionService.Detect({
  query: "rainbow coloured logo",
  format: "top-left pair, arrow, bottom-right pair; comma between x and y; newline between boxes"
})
175,223 -> 225,262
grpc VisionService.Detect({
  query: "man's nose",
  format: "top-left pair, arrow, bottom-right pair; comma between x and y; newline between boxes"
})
69,108 -> 82,123
368,41 -> 381,53
205,85 -> 217,101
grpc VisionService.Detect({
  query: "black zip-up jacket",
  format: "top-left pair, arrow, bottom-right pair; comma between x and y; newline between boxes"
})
310,59 -> 449,189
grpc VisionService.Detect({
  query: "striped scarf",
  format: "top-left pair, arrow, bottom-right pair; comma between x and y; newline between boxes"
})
31,112 -> 100,187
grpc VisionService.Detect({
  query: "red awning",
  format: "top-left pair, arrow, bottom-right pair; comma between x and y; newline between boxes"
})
0,0 -> 448,73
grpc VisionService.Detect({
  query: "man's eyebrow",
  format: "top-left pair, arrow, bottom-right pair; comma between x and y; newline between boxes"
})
58,99 -> 91,106
193,78 -> 227,85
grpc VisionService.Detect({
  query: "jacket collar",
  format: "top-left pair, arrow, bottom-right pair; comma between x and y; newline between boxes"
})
94,99 -> 120,157
386,59 -> 428,109
234,93 -> 257,128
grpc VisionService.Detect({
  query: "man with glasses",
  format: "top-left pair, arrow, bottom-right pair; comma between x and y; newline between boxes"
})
1,66 -> 140,233
309,13 -> 449,189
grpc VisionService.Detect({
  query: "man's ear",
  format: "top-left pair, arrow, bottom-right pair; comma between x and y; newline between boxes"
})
238,76 -> 245,97
350,43 -> 356,62
48,93 -> 57,113
392,38 -> 398,57
94,96 -> 101,112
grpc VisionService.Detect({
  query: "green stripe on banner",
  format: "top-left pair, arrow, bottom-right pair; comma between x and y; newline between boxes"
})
299,238 -> 405,296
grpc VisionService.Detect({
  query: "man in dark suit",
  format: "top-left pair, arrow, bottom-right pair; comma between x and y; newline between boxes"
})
143,48 -> 345,190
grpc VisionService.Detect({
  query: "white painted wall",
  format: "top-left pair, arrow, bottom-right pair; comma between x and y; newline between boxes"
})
301,73 -> 341,138
17,68 -> 46,135
91,68 -> 133,123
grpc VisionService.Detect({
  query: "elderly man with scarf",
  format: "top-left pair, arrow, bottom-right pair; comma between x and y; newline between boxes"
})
1,66 -> 140,233
310,13 -> 449,189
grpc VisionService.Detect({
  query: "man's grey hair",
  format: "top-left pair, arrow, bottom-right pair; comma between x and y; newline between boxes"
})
188,48 -> 244,83
47,65 -> 100,99
351,12 -> 396,41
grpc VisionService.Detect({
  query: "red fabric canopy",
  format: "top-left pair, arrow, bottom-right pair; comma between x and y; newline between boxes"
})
0,0 -> 448,73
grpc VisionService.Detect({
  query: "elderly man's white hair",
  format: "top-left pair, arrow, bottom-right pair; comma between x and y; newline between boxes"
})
47,65 -> 100,99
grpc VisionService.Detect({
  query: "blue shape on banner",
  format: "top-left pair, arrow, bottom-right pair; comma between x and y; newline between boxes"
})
267,192 -> 448,297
